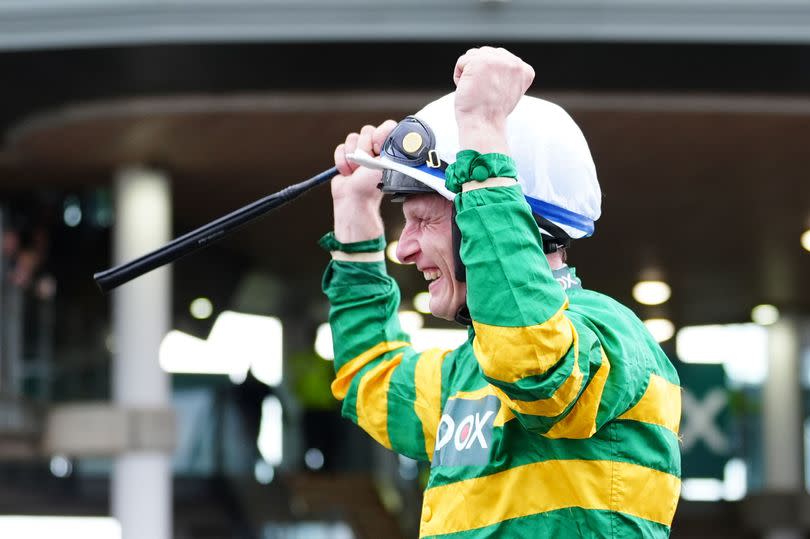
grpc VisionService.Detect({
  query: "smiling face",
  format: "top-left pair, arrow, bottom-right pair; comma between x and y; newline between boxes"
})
395,194 -> 467,321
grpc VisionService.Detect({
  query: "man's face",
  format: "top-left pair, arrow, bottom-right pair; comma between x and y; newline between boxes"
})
396,194 -> 467,321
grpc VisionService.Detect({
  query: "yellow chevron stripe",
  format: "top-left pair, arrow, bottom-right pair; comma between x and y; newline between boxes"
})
449,387 -> 492,401
420,459 -> 680,537
331,341 -> 410,400
545,350 -> 610,439
618,374 -> 682,434
472,304 -> 574,383
413,349 -> 449,457
355,353 -> 404,450
491,349 -> 583,418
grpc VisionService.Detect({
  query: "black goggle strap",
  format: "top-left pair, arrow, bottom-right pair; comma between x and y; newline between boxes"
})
534,214 -> 572,254
425,149 -> 449,172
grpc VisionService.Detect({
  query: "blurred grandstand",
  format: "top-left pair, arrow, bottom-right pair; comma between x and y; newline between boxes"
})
1,2 -> 810,538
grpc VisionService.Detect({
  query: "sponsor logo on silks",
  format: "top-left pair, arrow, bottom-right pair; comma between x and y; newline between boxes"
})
432,394 -> 499,467
552,266 -> 582,291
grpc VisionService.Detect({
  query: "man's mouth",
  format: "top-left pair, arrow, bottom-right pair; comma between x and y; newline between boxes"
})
422,269 -> 442,282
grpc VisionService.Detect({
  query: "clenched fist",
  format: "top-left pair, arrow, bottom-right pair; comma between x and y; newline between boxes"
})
453,47 -> 535,154
331,120 -> 397,243
332,120 -> 397,204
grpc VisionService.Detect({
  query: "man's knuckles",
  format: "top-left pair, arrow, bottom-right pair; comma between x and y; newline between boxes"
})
334,144 -> 352,176
463,46 -> 529,68
372,121 -> 396,155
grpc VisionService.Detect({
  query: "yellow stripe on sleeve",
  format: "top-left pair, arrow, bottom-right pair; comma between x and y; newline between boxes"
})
413,348 -> 448,458
331,341 -> 410,400
420,459 -> 680,537
544,350 -> 611,439
618,374 -> 682,434
490,349 -> 584,418
472,305 -> 574,383
355,353 -> 404,450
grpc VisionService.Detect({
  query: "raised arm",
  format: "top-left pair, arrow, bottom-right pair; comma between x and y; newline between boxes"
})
452,48 -> 636,438
323,121 -> 450,461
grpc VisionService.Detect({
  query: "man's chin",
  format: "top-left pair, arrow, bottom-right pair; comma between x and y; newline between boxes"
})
429,300 -> 461,322
430,311 -> 455,322
428,302 -> 453,321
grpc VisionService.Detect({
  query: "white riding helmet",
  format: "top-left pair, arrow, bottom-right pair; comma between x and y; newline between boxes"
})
353,92 -> 602,242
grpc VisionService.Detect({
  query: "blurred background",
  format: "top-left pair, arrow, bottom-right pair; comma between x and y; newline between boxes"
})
0,1 -> 809,538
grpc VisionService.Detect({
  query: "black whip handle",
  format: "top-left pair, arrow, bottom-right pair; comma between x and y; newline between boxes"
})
93,166 -> 338,293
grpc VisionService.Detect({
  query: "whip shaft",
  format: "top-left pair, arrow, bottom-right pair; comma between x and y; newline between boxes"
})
94,166 -> 338,293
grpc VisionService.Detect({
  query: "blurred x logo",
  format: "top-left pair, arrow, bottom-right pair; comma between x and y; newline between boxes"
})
681,388 -> 728,453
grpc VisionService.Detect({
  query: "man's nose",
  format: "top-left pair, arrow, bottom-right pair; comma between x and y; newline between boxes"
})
396,229 -> 418,264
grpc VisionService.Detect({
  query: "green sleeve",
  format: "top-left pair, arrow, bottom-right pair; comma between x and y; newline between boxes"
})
454,185 -> 642,438
322,259 -> 450,460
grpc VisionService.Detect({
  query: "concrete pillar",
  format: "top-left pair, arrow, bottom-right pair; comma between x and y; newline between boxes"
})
4,285 -> 23,395
762,317 -> 802,539
0,206 -> 25,396
0,206 -> 5,393
111,167 -> 172,539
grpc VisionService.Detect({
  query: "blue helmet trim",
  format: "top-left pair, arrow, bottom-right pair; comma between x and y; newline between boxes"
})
403,165 -> 594,237
524,195 -> 595,237
413,163 -> 447,180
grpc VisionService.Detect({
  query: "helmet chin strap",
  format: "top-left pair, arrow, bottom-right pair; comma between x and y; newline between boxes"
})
451,205 -> 472,326
454,304 -> 472,326
451,204 -> 466,283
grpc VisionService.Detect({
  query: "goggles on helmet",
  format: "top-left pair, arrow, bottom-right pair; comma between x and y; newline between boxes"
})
378,116 -> 452,201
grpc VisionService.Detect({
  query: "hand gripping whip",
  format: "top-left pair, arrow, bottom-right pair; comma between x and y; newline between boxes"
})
93,166 -> 338,293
